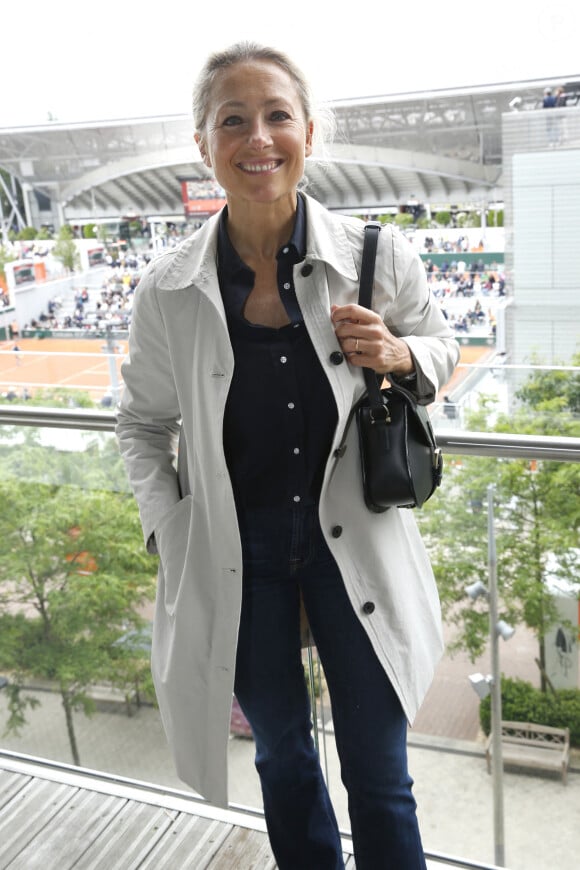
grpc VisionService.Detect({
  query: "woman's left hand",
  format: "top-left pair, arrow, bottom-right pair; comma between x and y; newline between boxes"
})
331,303 -> 414,376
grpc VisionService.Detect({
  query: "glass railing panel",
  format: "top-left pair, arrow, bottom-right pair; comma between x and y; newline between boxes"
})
1,343 -> 127,409
0,420 -> 578,870
432,360 -> 580,441
0,422 -> 161,782
3,341 -> 578,440
312,451 -> 579,868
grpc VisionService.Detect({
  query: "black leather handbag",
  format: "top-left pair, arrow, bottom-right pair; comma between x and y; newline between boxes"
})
352,222 -> 443,512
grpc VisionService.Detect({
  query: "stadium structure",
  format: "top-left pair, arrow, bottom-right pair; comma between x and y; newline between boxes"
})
1,75 -> 579,365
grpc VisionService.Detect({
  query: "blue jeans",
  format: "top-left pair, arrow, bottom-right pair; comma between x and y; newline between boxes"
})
234,504 -> 427,870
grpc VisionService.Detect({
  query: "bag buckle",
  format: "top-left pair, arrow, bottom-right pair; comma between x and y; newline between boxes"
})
433,448 -> 443,486
370,404 -> 391,425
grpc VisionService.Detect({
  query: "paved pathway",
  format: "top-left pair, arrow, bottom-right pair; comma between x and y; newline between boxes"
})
1,622 -> 578,870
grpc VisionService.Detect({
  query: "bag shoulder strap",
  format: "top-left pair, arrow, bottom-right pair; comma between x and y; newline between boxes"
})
359,221 -> 382,309
358,222 -> 384,407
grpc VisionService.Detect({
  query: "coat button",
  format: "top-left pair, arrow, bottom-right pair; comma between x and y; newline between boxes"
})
329,351 -> 344,365
362,601 -> 375,614
331,525 -> 343,538
301,263 -> 313,277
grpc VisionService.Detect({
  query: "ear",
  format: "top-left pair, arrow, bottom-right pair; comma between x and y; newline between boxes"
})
304,120 -> 314,158
195,133 -> 212,167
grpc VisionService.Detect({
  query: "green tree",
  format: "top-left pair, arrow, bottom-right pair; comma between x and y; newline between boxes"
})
434,210 -> 451,226
106,623 -> 157,714
0,421 -> 131,494
0,245 -> 16,286
25,386 -> 97,409
515,351 -> 580,417
394,212 -> 414,228
0,469 -> 155,764
52,224 -> 80,273
417,365 -> 580,686
16,227 -> 38,241
82,224 -> 97,240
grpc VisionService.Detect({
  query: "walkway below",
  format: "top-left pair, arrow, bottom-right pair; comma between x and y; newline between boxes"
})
1,620 -> 578,870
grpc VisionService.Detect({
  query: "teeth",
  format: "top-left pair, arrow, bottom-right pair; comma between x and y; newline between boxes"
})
240,161 -> 278,173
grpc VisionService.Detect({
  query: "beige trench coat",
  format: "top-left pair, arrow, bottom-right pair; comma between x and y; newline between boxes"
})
116,194 -> 460,808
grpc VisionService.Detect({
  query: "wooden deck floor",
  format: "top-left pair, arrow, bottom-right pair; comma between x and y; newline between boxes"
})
0,752 -> 355,869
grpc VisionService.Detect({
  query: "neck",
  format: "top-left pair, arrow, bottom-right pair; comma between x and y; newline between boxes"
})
226,193 -> 298,261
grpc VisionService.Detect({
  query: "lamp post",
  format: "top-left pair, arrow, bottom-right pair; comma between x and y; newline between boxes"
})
467,483 -> 514,868
487,483 -> 506,868
103,324 -> 121,404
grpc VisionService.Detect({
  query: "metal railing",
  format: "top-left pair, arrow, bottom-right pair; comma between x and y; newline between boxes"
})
1,405 -> 579,463
0,408 -> 577,870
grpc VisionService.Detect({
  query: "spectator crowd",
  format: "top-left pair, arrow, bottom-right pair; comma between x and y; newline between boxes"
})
23,253 -> 151,334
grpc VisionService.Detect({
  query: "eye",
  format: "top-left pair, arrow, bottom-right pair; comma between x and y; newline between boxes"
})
270,110 -> 291,122
222,115 -> 244,127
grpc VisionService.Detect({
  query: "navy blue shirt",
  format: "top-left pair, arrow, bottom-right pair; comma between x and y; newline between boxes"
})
218,196 -> 338,513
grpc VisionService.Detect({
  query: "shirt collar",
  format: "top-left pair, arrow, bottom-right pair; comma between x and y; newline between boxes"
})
218,193 -> 307,280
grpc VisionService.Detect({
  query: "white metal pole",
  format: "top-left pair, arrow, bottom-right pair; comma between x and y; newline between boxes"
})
488,483 -> 505,866
104,326 -> 121,403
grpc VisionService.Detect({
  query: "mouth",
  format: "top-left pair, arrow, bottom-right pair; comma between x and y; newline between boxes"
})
237,160 -> 282,174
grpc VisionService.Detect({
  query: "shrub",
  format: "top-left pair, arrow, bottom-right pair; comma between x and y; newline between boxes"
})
394,213 -> 414,228
434,210 -> 451,226
16,226 -> 38,240
480,676 -> 580,746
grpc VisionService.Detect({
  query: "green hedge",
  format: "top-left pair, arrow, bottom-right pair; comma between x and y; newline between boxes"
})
480,677 -> 580,747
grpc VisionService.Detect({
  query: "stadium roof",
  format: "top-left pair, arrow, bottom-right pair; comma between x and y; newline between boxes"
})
0,75 -> 578,221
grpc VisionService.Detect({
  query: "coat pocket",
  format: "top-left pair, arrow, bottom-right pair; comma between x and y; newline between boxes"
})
154,495 -> 194,616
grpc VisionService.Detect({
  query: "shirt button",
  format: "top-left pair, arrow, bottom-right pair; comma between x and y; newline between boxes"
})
331,525 -> 343,538
293,447 -> 300,454
287,402 -> 295,409
362,601 -> 375,615
280,356 -> 287,364
329,351 -> 344,365
301,264 -> 313,277
293,495 -> 301,503
282,246 -> 289,254
283,282 -> 291,290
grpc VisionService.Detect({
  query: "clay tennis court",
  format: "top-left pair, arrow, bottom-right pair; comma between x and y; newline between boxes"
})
1,336 -> 489,402
0,337 -> 129,402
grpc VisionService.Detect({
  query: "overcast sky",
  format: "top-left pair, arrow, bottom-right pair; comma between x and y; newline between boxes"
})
2,0 -> 579,126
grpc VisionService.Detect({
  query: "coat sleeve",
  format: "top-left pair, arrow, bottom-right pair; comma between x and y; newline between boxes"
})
378,226 -> 460,405
115,263 -> 182,552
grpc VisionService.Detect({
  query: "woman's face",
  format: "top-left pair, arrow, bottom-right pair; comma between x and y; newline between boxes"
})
195,60 -> 313,209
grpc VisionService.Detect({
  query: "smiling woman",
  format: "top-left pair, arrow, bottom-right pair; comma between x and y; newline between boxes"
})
195,59 -> 313,222
115,40 -> 459,870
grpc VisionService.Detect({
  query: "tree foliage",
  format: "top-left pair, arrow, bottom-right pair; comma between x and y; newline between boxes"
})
52,224 -> 80,273
0,244 -> 16,283
0,387 -> 98,408
417,360 -> 580,679
16,227 -> 38,241
0,433 -> 156,764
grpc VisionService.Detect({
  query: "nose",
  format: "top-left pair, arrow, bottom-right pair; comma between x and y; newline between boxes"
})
247,116 -> 272,149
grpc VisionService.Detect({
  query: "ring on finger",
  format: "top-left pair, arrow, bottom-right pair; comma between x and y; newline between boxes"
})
355,338 -> 360,353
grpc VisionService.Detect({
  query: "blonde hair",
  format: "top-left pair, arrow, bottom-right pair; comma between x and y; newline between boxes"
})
192,41 -> 335,153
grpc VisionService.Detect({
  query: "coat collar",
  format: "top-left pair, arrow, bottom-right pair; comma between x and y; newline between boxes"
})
155,211 -> 221,291
154,193 -> 359,293
302,193 -> 359,281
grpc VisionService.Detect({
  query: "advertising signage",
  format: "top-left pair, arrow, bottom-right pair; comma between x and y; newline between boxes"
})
181,178 -> 226,218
